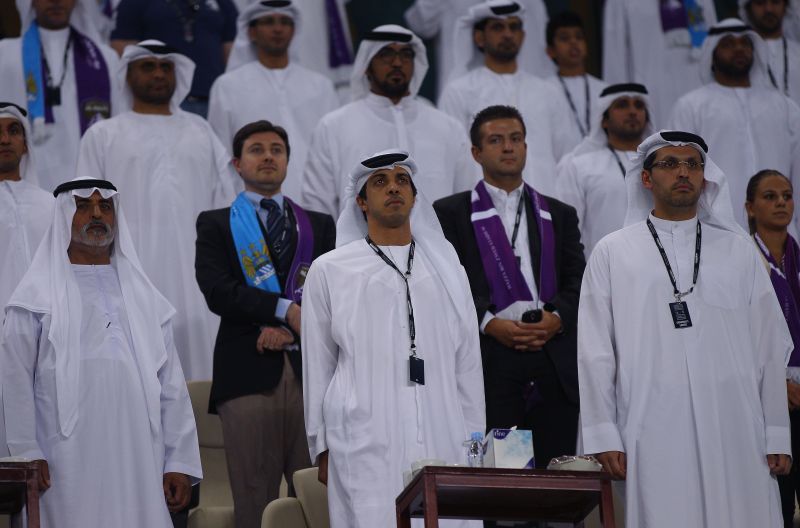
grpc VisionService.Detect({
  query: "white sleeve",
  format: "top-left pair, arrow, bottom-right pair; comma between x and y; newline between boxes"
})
1,307 -> 46,460
449,120 -> 479,194
453,266 -> 486,437
301,261 -> 339,460
208,125 -> 239,207
577,242 -> 624,455
301,120 -> 339,217
555,156 -> 586,229
158,320 -> 203,482
76,125 -> 107,180
548,85 -> 580,162
602,0 -> 630,83
666,95 -> 696,133
437,84 -> 468,129
207,79 -> 233,154
404,0 -> 445,39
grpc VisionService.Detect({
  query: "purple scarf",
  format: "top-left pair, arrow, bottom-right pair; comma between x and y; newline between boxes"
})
325,0 -> 353,68
284,197 -> 315,303
755,233 -> 800,366
470,181 -> 556,313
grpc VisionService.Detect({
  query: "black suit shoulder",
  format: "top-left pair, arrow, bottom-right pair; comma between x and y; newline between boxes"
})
433,191 -> 472,215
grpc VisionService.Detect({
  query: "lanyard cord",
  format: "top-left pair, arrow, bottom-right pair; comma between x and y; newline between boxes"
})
42,33 -> 72,90
608,147 -> 627,179
365,237 -> 417,356
558,74 -> 590,137
646,218 -> 702,301
767,37 -> 789,95
510,194 -> 525,250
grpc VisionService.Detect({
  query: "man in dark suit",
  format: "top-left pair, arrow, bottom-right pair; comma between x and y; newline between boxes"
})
434,105 -> 585,468
195,120 -> 335,528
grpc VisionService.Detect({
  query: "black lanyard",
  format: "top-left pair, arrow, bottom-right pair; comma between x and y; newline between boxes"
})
366,237 -> 417,356
510,194 -> 525,250
767,37 -> 789,96
608,147 -> 627,179
646,218 -> 701,301
558,74 -> 590,137
42,33 -> 72,96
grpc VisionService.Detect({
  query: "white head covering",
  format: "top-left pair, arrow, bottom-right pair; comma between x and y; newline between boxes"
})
225,0 -> 301,72
349,25 -> 428,101
569,83 -> 655,158
6,177 -> 175,438
0,102 -> 38,185
15,0 -> 104,43
698,18 -> 772,87
117,40 -> 196,113
336,149 -> 473,320
623,130 -> 744,235
450,0 -> 527,81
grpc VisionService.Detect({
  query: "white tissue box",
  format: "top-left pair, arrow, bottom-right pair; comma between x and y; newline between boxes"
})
483,428 -> 534,469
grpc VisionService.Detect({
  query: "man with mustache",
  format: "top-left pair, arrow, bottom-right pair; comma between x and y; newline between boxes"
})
741,0 -> 800,105
76,40 -> 237,381
302,25 -> 474,218
578,130 -> 792,527
195,120 -> 335,528
438,0 -> 574,195
1,177 -> 202,528
668,19 -> 800,232
302,149 -> 485,528
434,105 -> 585,469
556,83 -> 653,257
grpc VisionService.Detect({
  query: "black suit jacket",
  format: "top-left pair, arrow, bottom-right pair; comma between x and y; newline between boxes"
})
433,190 -> 585,404
195,204 -> 336,413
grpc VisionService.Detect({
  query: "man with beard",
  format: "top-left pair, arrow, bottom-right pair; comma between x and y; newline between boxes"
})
669,19 -> 800,231
302,25 -> 474,217
438,0 -> 574,195
579,130 -> 792,527
433,105 -> 585,470
741,0 -> 800,105
1,177 -> 202,528
208,1 -> 339,202
556,83 -> 653,257
76,41 -> 237,380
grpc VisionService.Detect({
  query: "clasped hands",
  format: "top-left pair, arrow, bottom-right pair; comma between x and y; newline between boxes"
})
256,302 -> 301,353
485,310 -> 561,351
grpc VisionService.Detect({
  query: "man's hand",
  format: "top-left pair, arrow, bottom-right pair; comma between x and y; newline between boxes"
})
286,302 -> 301,335
595,451 -> 627,480
526,311 -> 562,348
163,472 -> 191,513
787,381 -> 800,410
768,454 -> 792,476
317,450 -> 329,486
256,326 -> 295,353
485,318 -> 547,351
34,459 -> 50,492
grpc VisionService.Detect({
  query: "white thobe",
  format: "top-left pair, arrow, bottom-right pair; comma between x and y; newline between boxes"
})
0,179 -> 54,458
0,28 -> 120,193
208,62 -> 340,202
555,147 -> 635,257
302,93 -> 475,217
437,67 -> 576,195
302,240 -> 485,528
404,0 -> 552,93
76,111 -> 238,380
1,265 -> 201,528
668,84 -> 800,231
578,216 -> 791,528
764,37 -> 800,107
602,0 -> 717,123
545,74 -> 608,153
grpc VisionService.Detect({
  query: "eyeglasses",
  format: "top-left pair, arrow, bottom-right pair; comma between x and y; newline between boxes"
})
650,158 -> 704,172
373,47 -> 415,64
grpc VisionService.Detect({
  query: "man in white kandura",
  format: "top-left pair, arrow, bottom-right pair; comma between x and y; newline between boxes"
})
77,40 -> 237,380
302,150 -> 485,528
578,130 -> 793,527
208,0 -> 339,201
2,177 -> 202,528
439,0 -> 574,195
302,25 -> 474,218
668,18 -> 800,231
556,83 -> 653,257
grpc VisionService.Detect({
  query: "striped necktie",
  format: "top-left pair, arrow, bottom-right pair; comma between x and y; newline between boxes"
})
261,198 -> 290,275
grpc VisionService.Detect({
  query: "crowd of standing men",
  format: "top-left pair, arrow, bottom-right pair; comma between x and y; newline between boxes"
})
1,0 -> 800,527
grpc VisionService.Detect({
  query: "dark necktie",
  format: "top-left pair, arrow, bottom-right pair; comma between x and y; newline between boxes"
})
261,198 -> 290,275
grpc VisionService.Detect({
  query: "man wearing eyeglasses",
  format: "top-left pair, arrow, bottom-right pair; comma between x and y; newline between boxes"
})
302,25 -> 474,218
207,1 -> 339,203
579,129 -> 793,527
438,0 -> 575,196
668,18 -> 800,231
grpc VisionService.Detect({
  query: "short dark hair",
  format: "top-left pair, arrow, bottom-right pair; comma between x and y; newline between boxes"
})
545,11 -> 584,47
745,169 -> 791,234
469,105 -> 526,148
642,152 -> 657,171
232,120 -> 290,159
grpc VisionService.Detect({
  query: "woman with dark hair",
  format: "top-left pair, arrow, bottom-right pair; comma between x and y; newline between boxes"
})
746,168 -> 800,528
